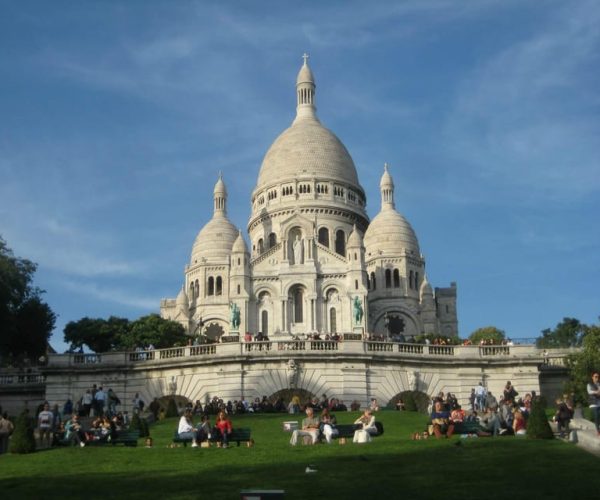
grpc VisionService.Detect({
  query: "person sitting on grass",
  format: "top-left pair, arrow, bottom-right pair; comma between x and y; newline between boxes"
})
430,400 -> 454,439
319,408 -> 338,444
512,408 -> 527,436
290,407 -> 320,445
213,411 -> 233,448
353,409 -> 377,443
479,407 -> 501,436
65,414 -> 87,447
178,409 -> 199,448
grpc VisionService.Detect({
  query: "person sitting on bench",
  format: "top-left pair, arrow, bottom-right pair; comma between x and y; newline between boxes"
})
178,409 -> 199,448
353,409 -> 377,443
290,407 -> 320,445
213,411 -> 232,448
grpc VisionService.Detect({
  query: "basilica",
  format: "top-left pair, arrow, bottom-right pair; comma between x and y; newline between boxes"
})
160,57 -> 458,341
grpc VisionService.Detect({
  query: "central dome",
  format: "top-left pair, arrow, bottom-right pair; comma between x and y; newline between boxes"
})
256,117 -> 360,189
254,57 -> 361,192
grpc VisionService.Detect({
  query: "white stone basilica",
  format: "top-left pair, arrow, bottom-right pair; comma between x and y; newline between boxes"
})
160,57 -> 458,341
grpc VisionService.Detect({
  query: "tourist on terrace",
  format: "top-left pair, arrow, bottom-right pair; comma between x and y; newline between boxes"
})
178,409 -> 199,447
353,409 -> 377,443
430,400 -> 454,439
587,372 -> 600,436
290,407 -> 320,446
213,410 -> 233,448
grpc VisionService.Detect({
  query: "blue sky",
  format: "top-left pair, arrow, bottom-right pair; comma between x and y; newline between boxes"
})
1,0 -> 598,352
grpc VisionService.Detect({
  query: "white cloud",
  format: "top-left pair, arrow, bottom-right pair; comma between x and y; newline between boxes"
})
61,280 -> 158,310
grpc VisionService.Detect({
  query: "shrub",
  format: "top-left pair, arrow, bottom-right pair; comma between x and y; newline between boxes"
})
129,412 -> 141,432
9,411 -> 36,454
527,399 -> 554,439
165,398 -> 179,418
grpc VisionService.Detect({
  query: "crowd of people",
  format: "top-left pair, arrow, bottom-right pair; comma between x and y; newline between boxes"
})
176,409 -> 234,448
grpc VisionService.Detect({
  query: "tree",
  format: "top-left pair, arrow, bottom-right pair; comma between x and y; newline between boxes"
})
64,316 -> 130,353
526,399 -> 554,439
565,321 -> 600,406
468,326 -> 506,344
9,411 -> 36,454
536,317 -> 585,348
0,236 -> 55,363
125,314 -> 187,350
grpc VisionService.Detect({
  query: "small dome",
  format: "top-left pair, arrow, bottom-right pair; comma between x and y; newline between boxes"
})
296,60 -> 315,86
380,163 -> 394,189
347,225 -> 363,247
214,174 -> 226,195
191,215 -> 238,262
420,275 -> 433,296
232,231 -> 248,253
176,287 -> 189,311
364,209 -> 420,257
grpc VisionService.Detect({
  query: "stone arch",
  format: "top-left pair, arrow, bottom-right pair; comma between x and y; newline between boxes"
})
269,388 -> 315,406
373,310 -> 420,339
388,390 -> 430,413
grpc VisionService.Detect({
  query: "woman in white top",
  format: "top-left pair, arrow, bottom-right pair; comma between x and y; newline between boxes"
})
353,409 -> 377,443
178,410 -> 199,447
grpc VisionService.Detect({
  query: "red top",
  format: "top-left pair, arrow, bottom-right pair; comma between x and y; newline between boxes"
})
216,419 -> 232,434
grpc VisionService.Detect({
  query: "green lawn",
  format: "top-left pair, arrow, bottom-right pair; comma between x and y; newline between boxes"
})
1,410 -> 598,499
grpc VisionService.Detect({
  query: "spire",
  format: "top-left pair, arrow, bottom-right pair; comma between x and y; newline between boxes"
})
295,53 -> 317,122
380,163 -> 395,210
213,173 -> 227,215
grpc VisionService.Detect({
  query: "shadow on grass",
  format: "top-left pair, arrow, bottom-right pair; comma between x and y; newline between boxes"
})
2,439 -> 599,500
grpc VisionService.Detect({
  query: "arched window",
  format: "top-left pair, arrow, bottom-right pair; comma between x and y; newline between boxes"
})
370,272 -> 376,290
261,310 -> 269,336
415,272 -> 419,290
237,284 -> 240,294
393,269 -> 400,288
335,230 -> 345,256
385,269 -> 392,288
269,233 -> 277,248
195,280 -> 199,298
237,257 -> 241,265
354,252 -> 358,261
329,308 -> 337,334
189,282 -> 195,300
355,279 -> 359,290
409,270 -> 414,290
293,286 -> 303,323
216,276 -> 222,295
208,277 -> 214,296
318,227 -> 329,247
258,238 -> 264,254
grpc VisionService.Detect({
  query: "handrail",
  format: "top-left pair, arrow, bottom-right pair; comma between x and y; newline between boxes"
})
314,241 -> 348,263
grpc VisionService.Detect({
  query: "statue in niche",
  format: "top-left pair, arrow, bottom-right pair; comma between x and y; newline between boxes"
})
293,235 -> 303,264
353,296 -> 363,325
230,302 -> 241,330
408,371 -> 418,391
287,359 -> 299,388
168,376 -> 177,395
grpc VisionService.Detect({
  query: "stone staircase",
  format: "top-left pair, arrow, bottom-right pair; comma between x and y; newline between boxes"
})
570,417 -> 600,456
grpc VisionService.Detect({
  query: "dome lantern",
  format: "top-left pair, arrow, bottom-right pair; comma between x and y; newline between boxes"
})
213,172 -> 227,215
380,163 -> 395,210
295,53 -> 317,122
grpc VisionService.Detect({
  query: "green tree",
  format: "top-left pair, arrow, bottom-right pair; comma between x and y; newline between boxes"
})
64,316 -> 130,353
565,321 -> 600,406
125,314 -> 187,350
0,236 -> 56,362
536,317 -> 584,348
469,326 -> 506,344
9,411 -> 36,454
526,399 -> 554,439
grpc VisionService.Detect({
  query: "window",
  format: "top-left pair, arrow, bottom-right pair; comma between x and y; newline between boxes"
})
393,269 -> 400,288
355,279 -> 359,290
195,280 -> 199,298
216,276 -> 222,295
237,284 -> 240,294
258,239 -> 264,254
269,233 -> 277,248
385,269 -> 392,288
208,277 -> 214,296
330,308 -> 337,334
293,286 -> 303,323
409,270 -> 414,290
318,227 -> 329,247
189,282 -> 195,300
415,272 -> 419,289
261,310 -> 269,335
335,230 -> 345,256
370,272 -> 376,290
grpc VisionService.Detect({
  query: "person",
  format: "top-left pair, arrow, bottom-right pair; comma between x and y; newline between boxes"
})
0,411 -> 14,454
430,400 -> 454,439
369,398 -> 379,412
145,437 -> 153,448
196,414 -> 212,443
82,390 -> 93,417
319,408 -> 338,444
94,386 -> 106,416
64,414 -> 86,447
503,381 -> 518,404
587,372 -> 600,436
474,383 -> 486,411
149,398 -> 161,420
554,397 -> 574,438
213,411 -> 233,448
288,395 -> 301,414
178,409 -> 199,447
353,409 -> 377,443
290,407 -> 320,446
63,398 -> 73,417
37,402 -> 54,448
132,393 -> 143,414
512,409 -> 527,436
479,407 -> 501,436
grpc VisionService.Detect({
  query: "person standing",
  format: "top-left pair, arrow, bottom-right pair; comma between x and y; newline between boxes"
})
587,372 -> 600,436
37,402 -> 54,448
0,411 -> 14,454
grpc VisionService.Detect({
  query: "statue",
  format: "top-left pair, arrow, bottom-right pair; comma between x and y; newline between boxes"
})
293,235 -> 303,264
353,296 -> 363,325
407,371 -> 417,391
230,302 -> 240,330
168,375 -> 177,395
287,359 -> 298,388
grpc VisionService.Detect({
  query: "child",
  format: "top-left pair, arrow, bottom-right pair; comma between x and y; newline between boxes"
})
554,397 -> 574,438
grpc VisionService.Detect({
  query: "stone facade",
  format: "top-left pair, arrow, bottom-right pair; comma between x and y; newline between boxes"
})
160,57 -> 458,341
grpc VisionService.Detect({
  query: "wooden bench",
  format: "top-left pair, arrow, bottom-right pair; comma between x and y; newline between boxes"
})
329,422 -> 384,443
173,428 -> 252,447
110,429 -> 140,446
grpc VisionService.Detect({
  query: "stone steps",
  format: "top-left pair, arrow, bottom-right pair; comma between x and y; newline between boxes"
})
570,418 -> 600,456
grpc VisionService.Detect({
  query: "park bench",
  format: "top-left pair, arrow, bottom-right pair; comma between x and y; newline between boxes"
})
173,427 -> 253,447
329,421 -> 384,443
453,420 -> 484,435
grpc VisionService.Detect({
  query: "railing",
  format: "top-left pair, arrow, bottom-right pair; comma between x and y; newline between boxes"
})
46,341 -> 575,369
250,242 -> 282,266
0,373 -> 47,385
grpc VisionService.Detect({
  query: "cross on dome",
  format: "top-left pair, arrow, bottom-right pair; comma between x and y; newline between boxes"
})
302,53 -> 310,65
